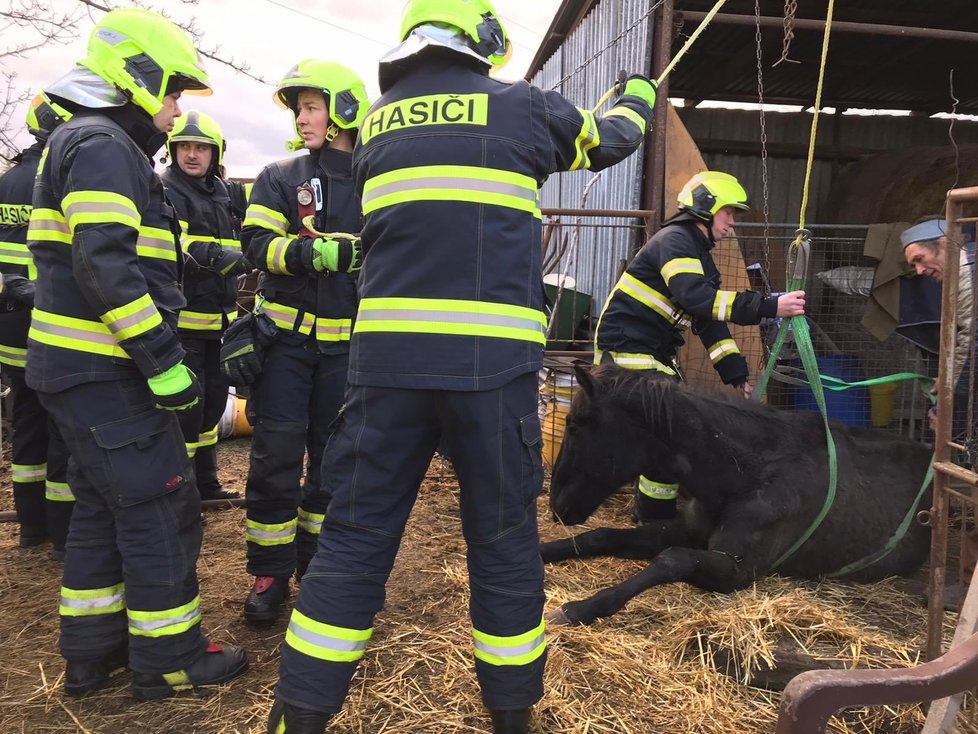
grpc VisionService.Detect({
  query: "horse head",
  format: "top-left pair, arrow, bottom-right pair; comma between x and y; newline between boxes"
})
550,364 -> 665,525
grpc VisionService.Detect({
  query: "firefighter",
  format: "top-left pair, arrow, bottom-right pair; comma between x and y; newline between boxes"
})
231,60 -> 366,624
162,110 -> 250,501
264,1 -> 656,732
27,8 -> 247,699
0,92 -> 74,558
594,171 -> 806,523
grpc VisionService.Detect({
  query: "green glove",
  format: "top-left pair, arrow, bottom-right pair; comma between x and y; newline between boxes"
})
310,236 -> 361,273
622,75 -> 657,110
147,362 -> 201,411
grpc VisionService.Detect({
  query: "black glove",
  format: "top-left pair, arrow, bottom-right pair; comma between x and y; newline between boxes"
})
220,312 -> 278,387
207,244 -> 252,278
2,274 -> 34,308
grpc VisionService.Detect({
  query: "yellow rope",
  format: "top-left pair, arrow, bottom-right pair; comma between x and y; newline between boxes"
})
591,0 -> 730,114
797,0 -> 835,231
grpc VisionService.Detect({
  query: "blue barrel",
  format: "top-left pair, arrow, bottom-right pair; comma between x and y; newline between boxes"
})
791,354 -> 870,428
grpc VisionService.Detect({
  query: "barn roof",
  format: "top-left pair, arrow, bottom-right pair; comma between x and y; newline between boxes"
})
526,0 -> 978,115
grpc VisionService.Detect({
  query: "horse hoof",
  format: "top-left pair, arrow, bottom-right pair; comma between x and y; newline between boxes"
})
545,607 -> 575,626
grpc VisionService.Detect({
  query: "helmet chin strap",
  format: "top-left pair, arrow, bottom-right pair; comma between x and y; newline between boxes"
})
286,122 -> 339,152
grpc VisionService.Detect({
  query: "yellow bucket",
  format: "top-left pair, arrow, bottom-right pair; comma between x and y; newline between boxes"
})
218,392 -> 253,438
869,382 -> 898,428
541,402 -> 569,468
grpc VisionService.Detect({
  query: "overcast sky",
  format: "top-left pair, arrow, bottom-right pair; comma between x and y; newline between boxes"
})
4,0 -> 562,177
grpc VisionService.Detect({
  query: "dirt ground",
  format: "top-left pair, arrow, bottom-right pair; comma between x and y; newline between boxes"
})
0,437 -> 972,733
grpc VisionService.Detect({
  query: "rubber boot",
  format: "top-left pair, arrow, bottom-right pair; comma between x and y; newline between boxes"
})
489,708 -> 531,734
131,642 -> 248,700
267,698 -> 333,734
48,498 -> 73,561
196,444 -> 240,501
244,576 -> 290,624
64,644 -> 128,697
19,523 -> 47,548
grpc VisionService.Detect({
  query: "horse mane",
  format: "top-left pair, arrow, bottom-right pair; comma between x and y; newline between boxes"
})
590,364 -> 805,449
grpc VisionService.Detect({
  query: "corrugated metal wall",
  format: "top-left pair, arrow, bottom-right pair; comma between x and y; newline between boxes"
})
530,0 -> 654,307
678,106 -> 978,226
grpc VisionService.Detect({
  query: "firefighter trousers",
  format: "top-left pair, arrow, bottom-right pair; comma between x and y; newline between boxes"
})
276,372 -> 546,713
245,334 -> 349,578
38,379 -> 208,673
182,336 -> 229,493
7,372 -> 73,547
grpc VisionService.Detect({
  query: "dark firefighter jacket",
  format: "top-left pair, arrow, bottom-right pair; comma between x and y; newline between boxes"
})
351,54 -> 654,391
595,214 -> 779,385
161,165 -> 240,339
241,147 -> 360,355
26,106 -> 186,393
0,140 -> 43,370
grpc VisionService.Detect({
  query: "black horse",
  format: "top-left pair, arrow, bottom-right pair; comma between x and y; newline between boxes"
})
543,364 -> 933,625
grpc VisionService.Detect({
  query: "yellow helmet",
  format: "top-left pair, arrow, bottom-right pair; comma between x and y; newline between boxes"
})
78,8 -> 211,117
274,59 -> 369,151
399,0 -> 510,67
26,92 -> 72,137
167,110 -> 225,167
677,171 -> 750,221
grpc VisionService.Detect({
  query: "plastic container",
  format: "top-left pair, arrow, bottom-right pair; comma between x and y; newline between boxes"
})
869,382 -> 898,428
217,388 -> 253,439
791,354 -> 870,428
539,369 -> 576,467
543,273 -> 592,350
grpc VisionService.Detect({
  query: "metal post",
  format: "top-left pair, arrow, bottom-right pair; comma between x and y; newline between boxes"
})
641,0 -> 673,249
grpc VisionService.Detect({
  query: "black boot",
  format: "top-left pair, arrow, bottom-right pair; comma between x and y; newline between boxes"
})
244,576 -> 290,623
131,642 -> 248,700
19,523 -> 47,548
64,644 -> 128,697
267,698 -> 333,734
489,708 -> 531,734
196,445 -> 240,501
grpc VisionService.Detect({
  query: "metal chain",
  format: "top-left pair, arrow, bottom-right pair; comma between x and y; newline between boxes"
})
773,0 -> 799,67
755,0 -> 771,293
550,0 -> 666,91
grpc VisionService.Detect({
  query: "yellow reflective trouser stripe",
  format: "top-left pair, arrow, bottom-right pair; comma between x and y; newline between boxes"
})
297,508 -> 324,535
603,105 -> 647,135
362,165 -> 541,218
185,442 -> 198,459
244,204 -> 288,235
639,476 -> 679,500
100,293 -> 162,341
709,339 -> 740,365
30,308 -> 130,359
266,236 -> 293,275
178,310 -> 224,331
660,257 -> 705,286
0,344 -> 27,368
198,426 -> 218,448
28,208 -> 71,245
594,350 -> 676,376
472,618 -> 546,666
570,108 -> 601,171
354,297 -> 547,345
60,582 -> 125,617
285,608 -> 372,662
12,462 -> 46,483
712,290 -> 735,321
315,317 -> 351,343
259,301 -> 314,335
46,480 -> 74,502
137,226 -> 178,262
247,517 -> 297,546
62,190 -> 140,231
617,273 -> 686,326
128,594 -> 202,637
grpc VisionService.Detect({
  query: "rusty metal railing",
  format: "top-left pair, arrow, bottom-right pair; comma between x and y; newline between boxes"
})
775,186 -> 978,733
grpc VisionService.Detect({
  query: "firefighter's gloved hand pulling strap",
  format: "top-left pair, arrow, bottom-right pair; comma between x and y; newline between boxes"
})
300,215 -> 361,273
206,244 -> 252,278
148,362 -> 201,411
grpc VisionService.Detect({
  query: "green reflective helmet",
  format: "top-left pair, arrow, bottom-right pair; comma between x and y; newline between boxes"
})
26,92 -> 72,137
78,8 -> 211,117
274,59 -> 369,151
677,171 -> 750,222
167,110 -> 225,167
400,0 -> 510,66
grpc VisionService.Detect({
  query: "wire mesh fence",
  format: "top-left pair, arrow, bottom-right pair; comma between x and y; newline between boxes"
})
539,216 -> 950,467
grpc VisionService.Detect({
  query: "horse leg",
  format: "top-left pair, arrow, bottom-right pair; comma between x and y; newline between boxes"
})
547,546 -> 749,626
540,519 -> 691,563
